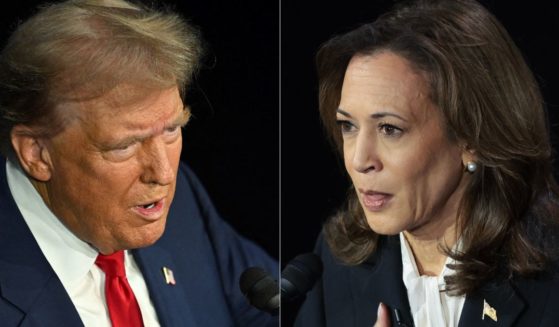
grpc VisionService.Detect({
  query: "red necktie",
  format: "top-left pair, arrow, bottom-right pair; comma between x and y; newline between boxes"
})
95,250 -> 144,327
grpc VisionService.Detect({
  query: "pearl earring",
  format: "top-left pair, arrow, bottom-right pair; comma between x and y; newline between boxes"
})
466,161 -> 477,173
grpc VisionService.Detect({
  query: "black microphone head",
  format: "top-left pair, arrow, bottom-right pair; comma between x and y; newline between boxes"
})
281,253 -> 323,302
239,267 -> 279,313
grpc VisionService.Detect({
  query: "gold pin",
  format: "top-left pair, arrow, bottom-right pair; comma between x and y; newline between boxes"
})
162,266 -> 176,285
482,299 -> 497,322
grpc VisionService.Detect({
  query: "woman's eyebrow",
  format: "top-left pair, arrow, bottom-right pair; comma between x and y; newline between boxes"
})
371,112 -> 408,122
337,108 -> 408,122
336,108 -> 352,117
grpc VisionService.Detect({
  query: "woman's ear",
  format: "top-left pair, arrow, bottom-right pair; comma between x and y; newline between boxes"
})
11,125 -> 53,182
461,144 -> 477,162
461,144 -> 478,173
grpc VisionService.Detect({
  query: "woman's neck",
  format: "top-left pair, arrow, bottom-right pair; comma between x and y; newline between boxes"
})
402,169 -> 469,276
403,211 -> 458,276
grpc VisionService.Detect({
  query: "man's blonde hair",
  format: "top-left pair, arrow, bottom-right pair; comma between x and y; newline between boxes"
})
0,0 -> 204,156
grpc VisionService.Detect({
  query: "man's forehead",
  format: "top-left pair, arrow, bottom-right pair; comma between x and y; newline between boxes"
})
63,86 -> 186,136
80,85 -> 183,114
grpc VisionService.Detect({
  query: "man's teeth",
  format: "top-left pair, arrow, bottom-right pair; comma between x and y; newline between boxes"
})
143,203 -> 156,209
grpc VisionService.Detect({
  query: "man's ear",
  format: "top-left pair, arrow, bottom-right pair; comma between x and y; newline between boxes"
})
10,125 -> 53,182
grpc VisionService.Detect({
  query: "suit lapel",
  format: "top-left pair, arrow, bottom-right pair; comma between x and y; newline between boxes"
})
459,280 -> 525,327
0,162 -> 82,326
133,245 -> 198,327
16,274 -> 83,327
332,231 -> 528,327
350,236 -> 415,327
357,235 -> 526,327
0,260 -> 83,327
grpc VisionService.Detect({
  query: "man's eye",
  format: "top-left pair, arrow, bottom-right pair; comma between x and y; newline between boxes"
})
165,126 -> 180,134
113,144 -> 132,151
103,143 -> 136,162
336,120 -> 356,134
163,126 -> 181,142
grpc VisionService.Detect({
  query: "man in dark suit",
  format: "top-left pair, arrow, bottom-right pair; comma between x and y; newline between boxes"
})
0,0 -> 277,326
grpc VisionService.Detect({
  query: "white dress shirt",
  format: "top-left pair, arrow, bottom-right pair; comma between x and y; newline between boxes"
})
400,233 -> 466,327
6,159 -> 160,327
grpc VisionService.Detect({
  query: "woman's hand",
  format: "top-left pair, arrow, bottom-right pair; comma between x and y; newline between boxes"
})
373,302 -> 391,327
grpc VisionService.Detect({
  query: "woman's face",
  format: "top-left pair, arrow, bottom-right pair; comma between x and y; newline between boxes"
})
337,52 -> 470,237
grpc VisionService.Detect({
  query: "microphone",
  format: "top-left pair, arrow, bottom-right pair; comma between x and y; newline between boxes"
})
239,267 -> 279,315
280,253 -> 323,302
239,253 -> 323,314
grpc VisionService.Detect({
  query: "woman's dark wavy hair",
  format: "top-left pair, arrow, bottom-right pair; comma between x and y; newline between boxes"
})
318,0 -> 559,295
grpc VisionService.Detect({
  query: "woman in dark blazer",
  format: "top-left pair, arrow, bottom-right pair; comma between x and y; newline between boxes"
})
294,0 -> 559,326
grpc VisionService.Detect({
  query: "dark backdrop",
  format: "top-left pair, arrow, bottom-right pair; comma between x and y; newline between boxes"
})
174,1 -> 279,259
281,1 -> 559,325
0,0 -> 279,259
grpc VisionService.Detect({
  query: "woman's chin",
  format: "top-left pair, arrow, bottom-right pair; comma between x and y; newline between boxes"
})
365,214 -> 404,236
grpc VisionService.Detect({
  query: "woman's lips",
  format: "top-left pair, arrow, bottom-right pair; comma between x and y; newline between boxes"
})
360,191 -> 393,212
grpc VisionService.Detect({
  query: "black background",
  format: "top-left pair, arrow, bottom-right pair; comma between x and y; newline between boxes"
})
281,1 -> 559,325
173,0 -> 279,260
174,1 -> 279,260
0,0 -> 279,261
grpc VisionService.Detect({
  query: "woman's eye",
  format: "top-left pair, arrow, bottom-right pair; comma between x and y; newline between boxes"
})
336,120 -> 356,134
378,123 -> 403,137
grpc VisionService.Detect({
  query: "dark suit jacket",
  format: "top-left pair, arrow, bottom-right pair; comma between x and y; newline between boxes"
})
0,160 -> 278,326
295,234 -> 559,327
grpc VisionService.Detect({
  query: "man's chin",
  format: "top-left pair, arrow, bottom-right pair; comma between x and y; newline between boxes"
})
97,220 -> 168,254
133,218 -> 168,248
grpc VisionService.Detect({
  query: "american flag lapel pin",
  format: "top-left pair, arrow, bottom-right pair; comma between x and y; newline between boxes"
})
482,299 -> 498,322
162,266 -> 176,285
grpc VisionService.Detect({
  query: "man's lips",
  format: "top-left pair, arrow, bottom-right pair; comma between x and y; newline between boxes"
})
359,189 -> 393,211
133,198 -> 166,220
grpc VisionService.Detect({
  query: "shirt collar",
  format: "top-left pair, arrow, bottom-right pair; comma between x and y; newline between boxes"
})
399,232 -> 458,283
6,159 -> 98,289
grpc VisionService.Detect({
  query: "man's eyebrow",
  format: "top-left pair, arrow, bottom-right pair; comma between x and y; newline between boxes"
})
102,135 -> 142,150
336,108 -> 408,122
103,107 -> 189,150
167,107 -> 191,128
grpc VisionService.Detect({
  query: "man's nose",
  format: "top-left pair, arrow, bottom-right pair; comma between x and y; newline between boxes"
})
140,138 -> 175,185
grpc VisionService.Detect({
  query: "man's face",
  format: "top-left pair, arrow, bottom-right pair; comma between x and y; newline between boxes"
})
39,86 -> 187,254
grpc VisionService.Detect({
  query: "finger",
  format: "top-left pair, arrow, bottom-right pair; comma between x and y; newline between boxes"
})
373,302 -> 391,327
